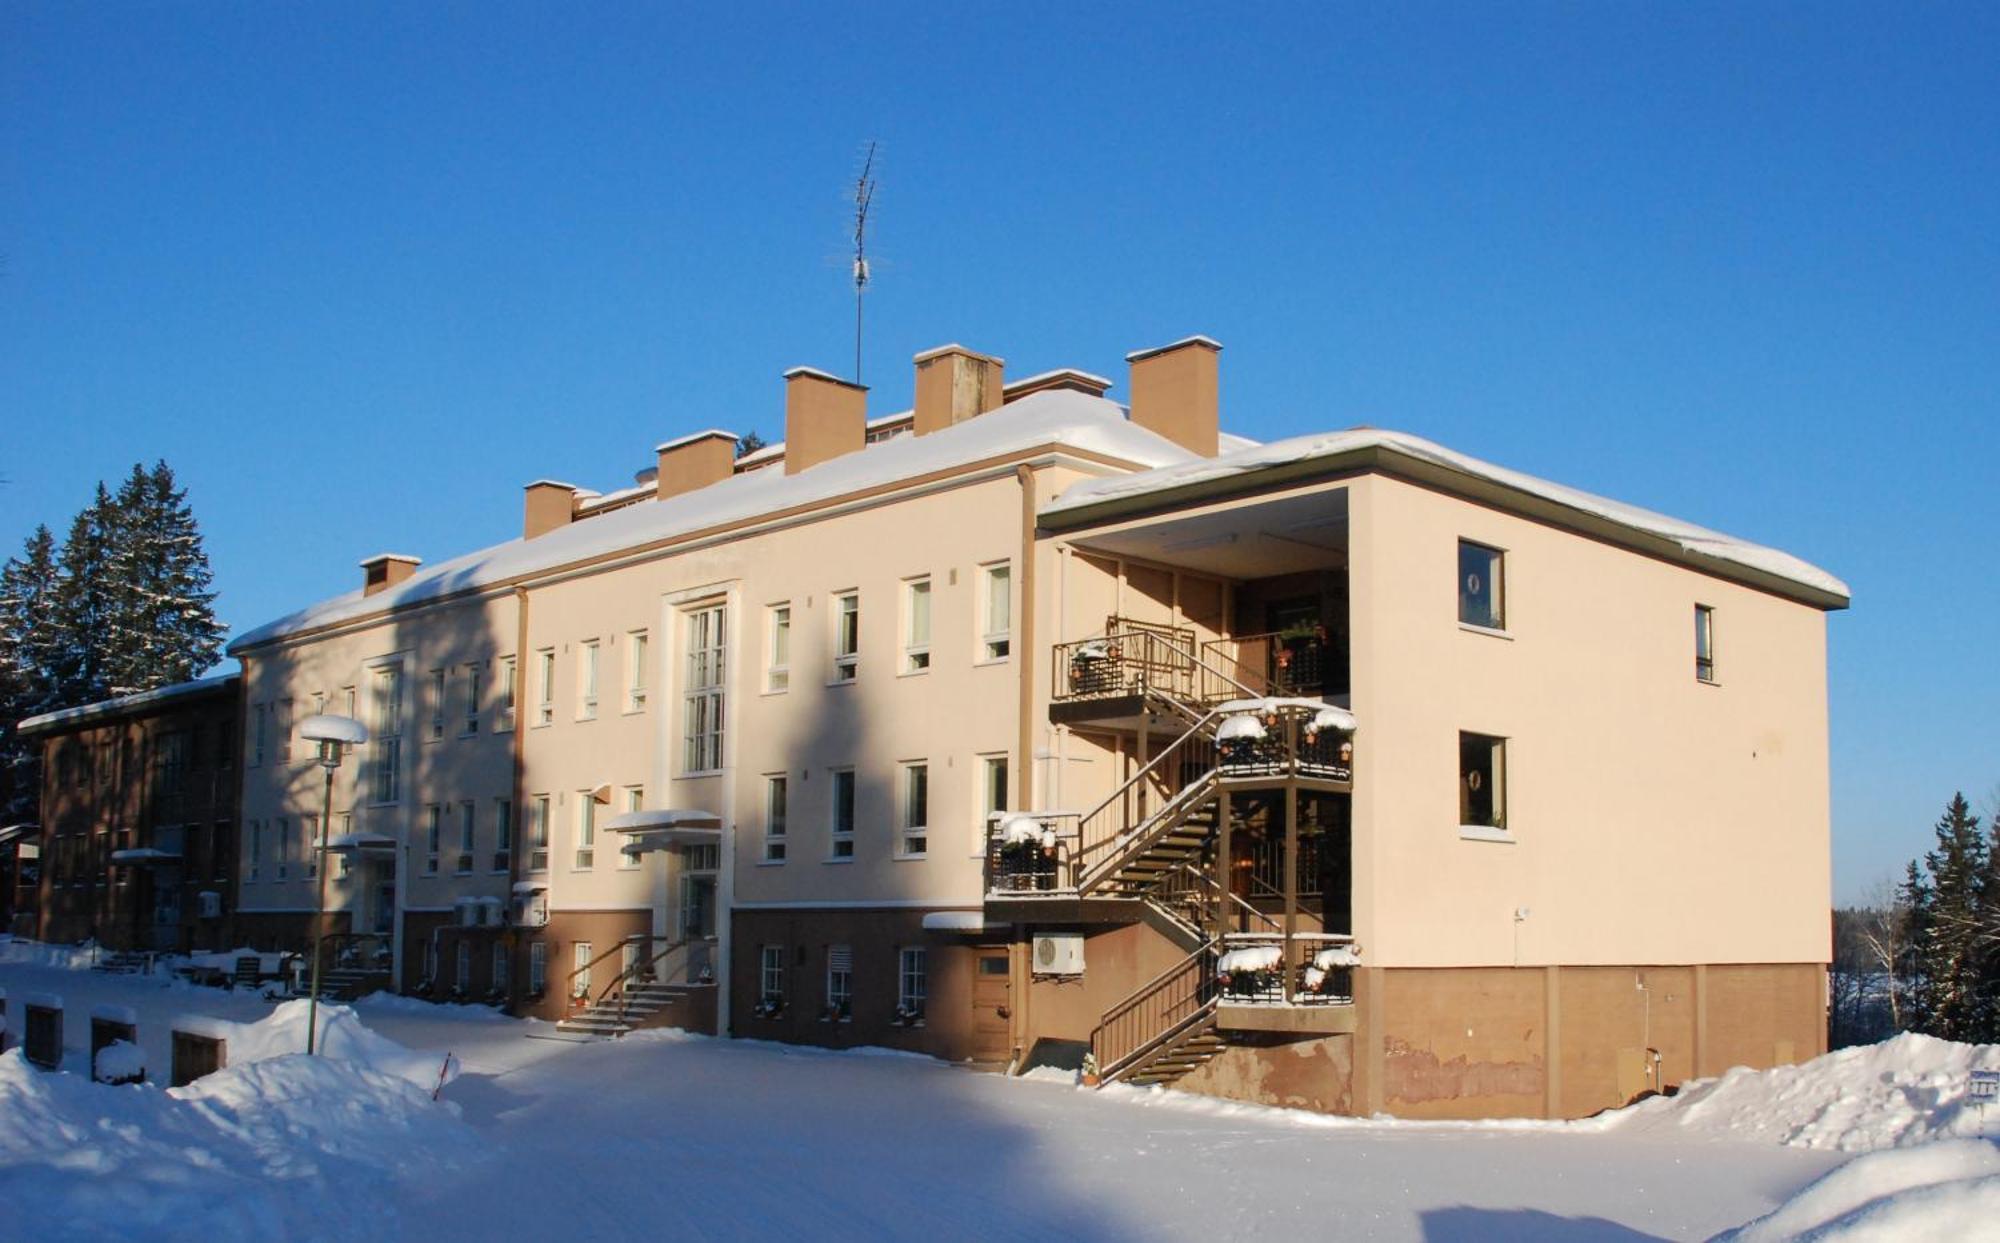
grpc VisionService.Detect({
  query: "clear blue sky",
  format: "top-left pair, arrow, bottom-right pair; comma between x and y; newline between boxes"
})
3,4 -> 1994,902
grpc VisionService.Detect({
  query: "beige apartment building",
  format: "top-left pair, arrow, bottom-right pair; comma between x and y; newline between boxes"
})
226,335 -> 1846,1118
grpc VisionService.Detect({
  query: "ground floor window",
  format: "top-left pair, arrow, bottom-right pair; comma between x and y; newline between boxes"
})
825,945 -> 852,1021
455,941 -> 471,992
896,946 -> 926,1025
529,941 -> 547,995
493,943 -> 510,994
757,945 -> 785,1017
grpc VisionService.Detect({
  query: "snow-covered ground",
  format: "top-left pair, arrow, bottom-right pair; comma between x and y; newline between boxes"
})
3,947 -> 1996,1242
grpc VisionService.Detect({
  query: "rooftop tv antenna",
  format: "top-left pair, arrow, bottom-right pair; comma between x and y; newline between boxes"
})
851,141 -> 877,384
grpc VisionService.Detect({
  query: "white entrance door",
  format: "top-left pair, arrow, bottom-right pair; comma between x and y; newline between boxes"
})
573,941 -> 593,1003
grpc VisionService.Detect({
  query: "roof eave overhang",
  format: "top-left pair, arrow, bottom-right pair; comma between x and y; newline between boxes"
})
1039,445 -> 1850,613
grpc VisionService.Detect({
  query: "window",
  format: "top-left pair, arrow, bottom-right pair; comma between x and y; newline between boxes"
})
578,641 -> 601,720
274,817 -> 291,880
574,794 -> 596,869
766,605 -> 791,692
899,762 -> 928,856
618,787 -> 643,868
829,768 -> 855,859
572,942 -> 592,999
1458,540 -> 1505,630
897,947 -> 927,1023
335,813 -> 352,876
457,801 -> 476,874
214,820 -> 232,882
424,805 -> 441,874
980,754 -> 1009,855
302,816 -> 319,879
494,799 -> 513,873
763,775 -> 788,863
903,578 -> 932,673
826,945 -> 852,1020
535,649 -> 555,726
492,943 -> 510,994
371,665 -> 403,804
277,699 -> 294,762
427,670 -> 447,740
528,795 -> 550,871
529,941 -> 547,995
247,821 -> 261,882
981,562 -> 1012,660
455,942 -> 471,992
252,704 -> 267,767
759,945 -> 785,1008
463,663 -> 482,735
683,604 -> 725,773
1695,605 -> 1716,683
341,687 -> 357,754
832,591 -> 859,682
627,630 -> 650,711
497,657 -> 517,731
1459,732 -> 1507,832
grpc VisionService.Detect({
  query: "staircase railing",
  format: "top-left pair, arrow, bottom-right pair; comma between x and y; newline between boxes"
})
1053,618 -> 1261,711
1073,712 -> 1222,888
1091,937 -> 1220,1084
1165,863 -> 1280,933
615,936 -> 693,1024
564,934 -> 649,1010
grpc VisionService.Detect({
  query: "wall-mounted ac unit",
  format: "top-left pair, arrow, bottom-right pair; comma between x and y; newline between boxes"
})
1032,933 -> 1084,976
519,892 -> 549,927
457,901 -> 481,928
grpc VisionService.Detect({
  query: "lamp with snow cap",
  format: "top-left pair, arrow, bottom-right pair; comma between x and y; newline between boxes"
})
297,714 -> 368,1055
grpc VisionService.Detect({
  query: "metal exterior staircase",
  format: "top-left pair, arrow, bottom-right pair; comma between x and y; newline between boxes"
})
556,980 -> 704,1038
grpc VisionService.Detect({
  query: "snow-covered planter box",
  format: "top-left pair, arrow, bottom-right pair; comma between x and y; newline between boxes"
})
1216,714 -> 1278,771
23,993 -> 62,1070
891,1003 -> 925,1028
1300,944 -> 1361,1003
1216,944 -> 1283,1002
1067,640 -> 1122,696
993,815 -> 1060,891
91,1004 -> 144,1084
171,1018 -> 229,1087
752,994 -> 785,1020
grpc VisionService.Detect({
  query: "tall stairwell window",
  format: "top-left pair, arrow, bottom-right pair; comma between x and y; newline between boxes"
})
831,591 -> 859,682
683,603 -> 726,774
898,762 -> 928,857
528,795 -> 550,872
370,664 -> 402,805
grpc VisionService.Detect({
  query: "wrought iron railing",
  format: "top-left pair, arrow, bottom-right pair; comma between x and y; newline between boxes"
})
1091,937 -> 1219,1083
1215,932 -> 1358,1006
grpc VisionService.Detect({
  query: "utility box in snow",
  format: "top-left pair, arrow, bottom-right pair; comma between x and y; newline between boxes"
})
1032,934 -> 1085,976
171,1025 -> 227,1087
23,995 -> 62,1071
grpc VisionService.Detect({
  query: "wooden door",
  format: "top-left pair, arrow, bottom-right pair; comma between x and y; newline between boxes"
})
971,948 -> 1012,1064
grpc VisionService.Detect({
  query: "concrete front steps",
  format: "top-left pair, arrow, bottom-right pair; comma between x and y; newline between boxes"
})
554,981 -> 713,1039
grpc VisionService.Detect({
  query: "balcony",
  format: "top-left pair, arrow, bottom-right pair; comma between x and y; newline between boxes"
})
1214,932 -> 1359,1035
1052,616 -> 1340,726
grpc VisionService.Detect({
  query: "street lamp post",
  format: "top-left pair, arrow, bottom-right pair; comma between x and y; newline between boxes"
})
297,714 -> 368,1055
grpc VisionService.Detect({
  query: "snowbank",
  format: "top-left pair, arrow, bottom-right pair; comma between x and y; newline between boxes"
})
180,999 -> 461,1091
0,1046 -> 479,1242
0,939 -> 102,971
1619,1032 -> 2000,1151
1718,1139 -> 2000,1242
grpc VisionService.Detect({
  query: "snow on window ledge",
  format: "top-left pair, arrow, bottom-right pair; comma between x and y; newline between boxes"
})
1457,623 -> 1513,641
1458,824 -> 1515,844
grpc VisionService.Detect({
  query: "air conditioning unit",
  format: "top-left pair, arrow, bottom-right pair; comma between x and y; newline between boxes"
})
458,900 -> 480,928
519,892 -> 549,927
1032,933 -> 1085,976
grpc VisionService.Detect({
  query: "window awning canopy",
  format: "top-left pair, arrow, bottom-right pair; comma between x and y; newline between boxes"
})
606,809 -> 722,855
110,848 -> 181,866
0,824 -> 37,846
325,832 -> 398,855
921,910 -> 1005,934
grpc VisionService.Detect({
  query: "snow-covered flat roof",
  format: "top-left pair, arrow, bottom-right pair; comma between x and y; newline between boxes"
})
231,390 -> 1196,651
18,673 -> 240,736
1044,427 -> 1848,606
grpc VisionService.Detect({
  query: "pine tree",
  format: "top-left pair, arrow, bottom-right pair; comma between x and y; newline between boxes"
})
1899,859 -> 1934,1031
101,461 -> 224,694
49,483 -> 119,705
0,526 -> 62,823
1912,793 -> 1987,1040
736,430 -> 767,458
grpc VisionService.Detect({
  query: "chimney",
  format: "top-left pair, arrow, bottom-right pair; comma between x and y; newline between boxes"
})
522,480 -> 580,539
783,367 -> 866,475
1127,335 -> 1221,457
360,553 -> 420,597
654,430 -> 738,500
912,344 -> 1003,435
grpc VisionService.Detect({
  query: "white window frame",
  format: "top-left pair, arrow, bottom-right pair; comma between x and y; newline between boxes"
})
902,577 -> 932,675
897,946 -> 927,1023
277,698 -> 293,762
457,800 -> 476,875
682,603 -> 726,775
578,640 -> 601,720
455,941 -> 471,992
898,760 -> 928,858
617,786 -> 644,869
423,804 -> 441,875
528,794 -> 550,872
765,604 -> 791,693
529,941 -> 547,995
831,590 -> 859,683
497,657 -> 516,732
626,630 -> 650,712
370,663 -> 404,805
574,793 -> 596,870
1695,604 -> 1717,684
535,648 -> 555,727
828,767 -> 855,860
302,815 -> 318,879
1458,730 -> 1511,841
492,943 -> 510,994
825,944 -> 852,1021
977,753 -> 1009,857
980,561 -> 1012,662
493,798 -> 513,873
762,774 -> 787,864
462,662 -> 482,735
759,945 -> 785,1006
426,669 -> 447,741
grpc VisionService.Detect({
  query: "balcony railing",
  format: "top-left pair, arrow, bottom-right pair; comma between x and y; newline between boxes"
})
1054,617 -> 1338,711
1215,932 -> 1358,1006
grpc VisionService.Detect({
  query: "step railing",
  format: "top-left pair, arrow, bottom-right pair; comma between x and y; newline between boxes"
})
1091,937 -> 1220,1085
1074,712 -> 1223,889
615,936 -> 694,1024
1053,618 -> 1260,710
